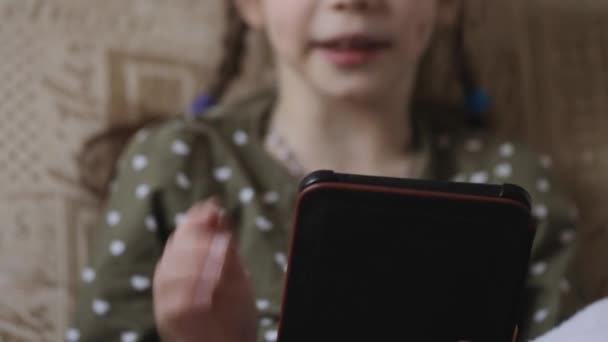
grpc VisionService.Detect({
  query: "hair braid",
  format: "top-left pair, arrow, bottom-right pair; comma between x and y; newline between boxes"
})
454,2 -> 489,126
207,3 -> 249,102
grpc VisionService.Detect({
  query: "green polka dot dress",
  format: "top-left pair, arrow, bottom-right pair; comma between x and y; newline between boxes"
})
69,92 -> 584,342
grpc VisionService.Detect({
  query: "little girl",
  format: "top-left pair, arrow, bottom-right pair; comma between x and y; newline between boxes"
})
70,0 -> 584,341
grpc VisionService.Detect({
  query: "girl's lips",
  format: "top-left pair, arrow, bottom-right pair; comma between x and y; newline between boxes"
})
320,48 -> 383,67
313,34 -> 392,67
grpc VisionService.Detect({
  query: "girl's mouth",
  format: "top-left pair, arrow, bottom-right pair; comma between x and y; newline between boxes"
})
313,35 -> 393,67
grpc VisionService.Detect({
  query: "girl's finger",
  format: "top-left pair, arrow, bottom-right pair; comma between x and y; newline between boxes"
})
190,209 -> 241,309
194,230 -> 233,308
175,198 -> 224,242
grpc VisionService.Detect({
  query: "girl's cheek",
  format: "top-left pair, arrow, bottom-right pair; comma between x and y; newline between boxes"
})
266,22 -> 307,62
262,0 -> 314,56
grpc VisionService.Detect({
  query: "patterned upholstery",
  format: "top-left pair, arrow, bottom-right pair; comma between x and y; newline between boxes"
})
0,0 -> 606,340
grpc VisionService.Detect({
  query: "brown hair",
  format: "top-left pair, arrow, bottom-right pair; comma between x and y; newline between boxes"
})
79,1 -> 477,200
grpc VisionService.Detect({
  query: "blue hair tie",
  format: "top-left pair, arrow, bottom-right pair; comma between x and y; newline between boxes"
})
466,88 -> 491,114
189,94 -> 215,116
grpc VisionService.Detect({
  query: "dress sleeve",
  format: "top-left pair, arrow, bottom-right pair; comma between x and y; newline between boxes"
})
67,121 -> 215,342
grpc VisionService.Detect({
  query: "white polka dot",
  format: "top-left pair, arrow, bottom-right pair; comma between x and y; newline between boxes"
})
81,267 -> 96,283
145,216 -> 158,232
175,213 -> 187,227
132,155 -> 148,171
107,211 -> 121,227
121,331 -> 138,342
531,262 -> 547,276
256,216 -> 274,232
109,240 -> 126,256
275,252 -> 288,272
172,140 -> 190,156
263,191 -> 280,204
256,299 -> 270,311
265,329 -> 278,342
176,172 -> 191,189
92,299 -> 110,316
451,174 -> 467,183
560,230 -> 575,244
239,187 -> 255,204
131,275 -> 151,291
214,167 -> 233,182
65,328 -> 80,342
540,155 -> 553,169
536,178 -> 551,193
465,138 -> 483,152
499,142 -> 515,158
534,308 -> 550,323
494,163 -> 513,179
260,317 -> 274,328
533,204 -> 549,220
135,184 -> 151,199
136,130 -> 148,142
233,130 -> 249,146
437,134 -> 451,149
470,171 -> 489,184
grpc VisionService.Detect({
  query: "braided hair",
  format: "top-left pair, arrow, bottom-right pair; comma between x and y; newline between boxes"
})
412,0 -> 489,132
453,2 -> 490,126
208,2 -> 249,102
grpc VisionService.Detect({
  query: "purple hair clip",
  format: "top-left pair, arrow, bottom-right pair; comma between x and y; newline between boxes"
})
189,94 -> 216,116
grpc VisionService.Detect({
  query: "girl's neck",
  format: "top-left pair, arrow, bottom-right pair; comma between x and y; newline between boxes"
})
267,70 -> 419,177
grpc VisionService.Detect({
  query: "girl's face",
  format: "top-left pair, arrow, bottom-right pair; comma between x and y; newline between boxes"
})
238,0 -> 441,102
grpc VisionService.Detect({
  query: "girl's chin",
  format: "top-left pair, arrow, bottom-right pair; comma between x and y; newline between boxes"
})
312,79 -> 392,102
306,63 -> 396,101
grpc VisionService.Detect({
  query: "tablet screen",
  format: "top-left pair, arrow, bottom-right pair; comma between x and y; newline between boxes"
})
279,185 -> 533,342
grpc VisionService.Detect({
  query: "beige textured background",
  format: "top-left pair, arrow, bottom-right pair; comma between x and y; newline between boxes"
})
0,0 -> 607,340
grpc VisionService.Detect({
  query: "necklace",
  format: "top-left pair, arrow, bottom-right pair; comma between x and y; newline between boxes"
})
264,130 -> 426,180
265,130 -> 307,178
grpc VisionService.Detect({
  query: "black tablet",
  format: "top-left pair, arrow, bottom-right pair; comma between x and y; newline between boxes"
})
277,171 -> 536,342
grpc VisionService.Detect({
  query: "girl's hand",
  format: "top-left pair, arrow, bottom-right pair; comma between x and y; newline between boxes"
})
153,199 -> 257,342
